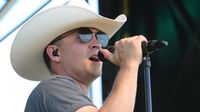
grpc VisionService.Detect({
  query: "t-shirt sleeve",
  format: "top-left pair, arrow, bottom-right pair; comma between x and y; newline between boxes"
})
25,76 -> 95,112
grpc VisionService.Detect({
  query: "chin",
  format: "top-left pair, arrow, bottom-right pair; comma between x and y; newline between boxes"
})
91,71 -> 102,79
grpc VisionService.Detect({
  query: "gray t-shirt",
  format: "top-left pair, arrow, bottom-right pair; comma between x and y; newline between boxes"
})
25,75 -> 95,112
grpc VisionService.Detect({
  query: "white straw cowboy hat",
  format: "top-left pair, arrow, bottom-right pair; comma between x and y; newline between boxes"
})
10,0 -> 127,81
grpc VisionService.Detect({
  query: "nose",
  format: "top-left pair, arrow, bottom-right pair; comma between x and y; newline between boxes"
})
89,34 -> 101,49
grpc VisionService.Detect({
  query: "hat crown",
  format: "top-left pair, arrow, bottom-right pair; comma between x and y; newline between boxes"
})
64,0 -> 95,13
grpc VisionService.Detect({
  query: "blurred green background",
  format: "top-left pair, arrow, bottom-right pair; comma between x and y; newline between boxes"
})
99,0 -> 200,112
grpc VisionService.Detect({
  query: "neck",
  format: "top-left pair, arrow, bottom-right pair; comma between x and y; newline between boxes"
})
74,79 -> 90,95
51,70 -> 91,95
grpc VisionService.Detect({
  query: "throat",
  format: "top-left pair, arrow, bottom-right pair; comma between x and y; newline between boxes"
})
73,79 -> 89,95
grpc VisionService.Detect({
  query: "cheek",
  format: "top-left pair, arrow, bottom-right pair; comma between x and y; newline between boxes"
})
60,44 -> 87,65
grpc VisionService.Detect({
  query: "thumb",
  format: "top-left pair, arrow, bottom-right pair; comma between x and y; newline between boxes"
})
100,49 -> 119,65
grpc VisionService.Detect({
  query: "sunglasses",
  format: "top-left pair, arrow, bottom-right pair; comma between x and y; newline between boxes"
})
51,27 -> 109,47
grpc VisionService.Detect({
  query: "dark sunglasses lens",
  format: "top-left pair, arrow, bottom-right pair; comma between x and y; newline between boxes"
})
78,28 -> 92,43
78,28 -> 109,47
79,34 -> 92,43
96,33 -> 109,47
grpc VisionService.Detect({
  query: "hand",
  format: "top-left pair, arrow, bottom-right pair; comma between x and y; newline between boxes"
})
100,35 -> 147,66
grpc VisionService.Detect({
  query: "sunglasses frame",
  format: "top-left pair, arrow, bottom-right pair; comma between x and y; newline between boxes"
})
49,27 -> 109,47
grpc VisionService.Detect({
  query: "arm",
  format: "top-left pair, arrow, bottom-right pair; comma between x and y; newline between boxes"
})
77,35 -> 147,112
99,61 -> 139,112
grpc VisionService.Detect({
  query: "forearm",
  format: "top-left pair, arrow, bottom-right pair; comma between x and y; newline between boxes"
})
97,35 -> 147,112
99,63 -> 139,112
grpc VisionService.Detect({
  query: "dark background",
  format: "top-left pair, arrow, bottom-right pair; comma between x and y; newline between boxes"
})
99,0 -> 200,112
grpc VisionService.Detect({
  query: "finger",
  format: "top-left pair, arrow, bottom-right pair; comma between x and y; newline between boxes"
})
137,35 -> 148,42
100,49 -> 118,65
100,49 -> 113,61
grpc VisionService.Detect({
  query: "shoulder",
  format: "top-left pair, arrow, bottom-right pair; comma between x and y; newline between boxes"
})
26,75 -> 95,111
33,75 -> 86,99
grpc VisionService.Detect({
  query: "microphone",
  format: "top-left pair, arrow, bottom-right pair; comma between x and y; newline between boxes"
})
98,40 -> 168,62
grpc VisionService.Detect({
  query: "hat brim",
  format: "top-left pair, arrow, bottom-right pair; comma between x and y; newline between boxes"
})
10,5 -> 127,81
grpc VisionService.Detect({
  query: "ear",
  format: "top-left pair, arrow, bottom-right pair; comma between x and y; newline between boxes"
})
46,45 -> 61,63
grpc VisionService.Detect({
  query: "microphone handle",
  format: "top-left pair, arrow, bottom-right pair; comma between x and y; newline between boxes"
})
98,40 -> 168,62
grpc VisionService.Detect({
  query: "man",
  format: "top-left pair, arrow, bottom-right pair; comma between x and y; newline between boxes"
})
10,0 -> 147,112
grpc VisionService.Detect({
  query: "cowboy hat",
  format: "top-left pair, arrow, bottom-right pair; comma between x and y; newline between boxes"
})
10,0 -> 127,81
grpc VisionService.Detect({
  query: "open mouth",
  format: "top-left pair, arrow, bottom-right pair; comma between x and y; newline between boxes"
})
89,56 -> 100,62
